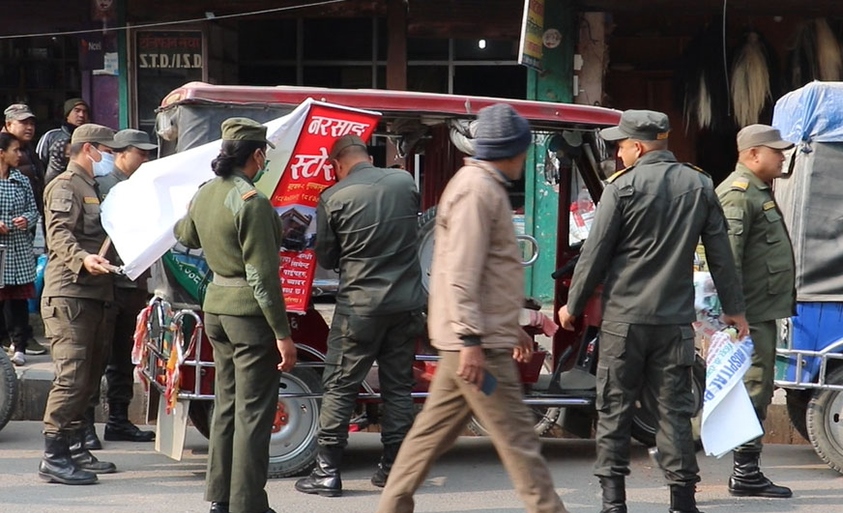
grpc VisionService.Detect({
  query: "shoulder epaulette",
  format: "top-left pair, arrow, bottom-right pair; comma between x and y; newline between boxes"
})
241,189 -> 257,200
57,173 -> 72,180
684,163 -> 710,177
606,166 -> 634,184
730,178 -> 750,192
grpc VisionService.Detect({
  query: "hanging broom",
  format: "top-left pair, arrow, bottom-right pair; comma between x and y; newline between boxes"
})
731,31 -> 771,128
814,18 -> 843,81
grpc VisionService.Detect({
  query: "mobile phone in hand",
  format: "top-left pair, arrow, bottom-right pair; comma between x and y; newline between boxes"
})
481,369 -> 497,396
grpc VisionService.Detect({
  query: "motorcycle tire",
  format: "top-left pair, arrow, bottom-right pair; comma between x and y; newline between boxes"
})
417,206 -> 437,298
0,349 -> 18,432
630,354 -> 706,450
786,388 -> 811,442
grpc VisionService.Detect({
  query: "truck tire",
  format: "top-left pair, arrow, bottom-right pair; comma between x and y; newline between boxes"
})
187,367 -> 323,478
267,367 -> 322,478
0,350 -> 17,432
630,355 -> 706,450
806,366 -> 843,474
786,388 -> 811,442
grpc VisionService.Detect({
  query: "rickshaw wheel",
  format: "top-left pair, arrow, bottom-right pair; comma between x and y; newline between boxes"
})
630,354 -> 705,450
0,350 -> 18,432
268,367 -> 322,478
467,406 -> 561,437
786,389 -> 811,442
806,366 -> 843,474
188,401 -> 213,439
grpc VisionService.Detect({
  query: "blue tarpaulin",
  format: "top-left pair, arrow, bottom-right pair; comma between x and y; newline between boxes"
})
773,81 -> 843,143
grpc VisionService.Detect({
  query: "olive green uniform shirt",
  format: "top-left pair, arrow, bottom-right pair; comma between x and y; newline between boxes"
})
716,163 -> 796,323
567,150 -> 745,323
174,171 -> 291,339
42,161 -> 114,301
315,162 -> 425,316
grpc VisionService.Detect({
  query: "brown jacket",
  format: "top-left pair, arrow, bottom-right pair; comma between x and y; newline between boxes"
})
428,158 -> 522,351
42,161 -> 113,301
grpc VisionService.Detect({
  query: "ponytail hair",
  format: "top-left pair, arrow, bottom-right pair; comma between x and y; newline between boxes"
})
211,139 -> 265,177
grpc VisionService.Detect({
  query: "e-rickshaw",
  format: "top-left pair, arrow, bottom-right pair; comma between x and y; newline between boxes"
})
135,83 -> 706,477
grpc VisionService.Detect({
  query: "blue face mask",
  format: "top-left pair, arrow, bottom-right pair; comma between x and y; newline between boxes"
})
93,151 -> 115,177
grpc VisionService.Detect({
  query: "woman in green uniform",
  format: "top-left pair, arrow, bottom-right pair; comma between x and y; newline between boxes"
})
174,117 -> 296,513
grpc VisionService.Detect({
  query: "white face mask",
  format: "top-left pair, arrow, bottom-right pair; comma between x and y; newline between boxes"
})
93,151 -> 115,177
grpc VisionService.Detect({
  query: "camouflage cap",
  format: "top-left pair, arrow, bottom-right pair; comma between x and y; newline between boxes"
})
329,135 -> 367,159
600,109 -> 670,142
70,123 -> 119,148
4,103 -> 35,122
220,117 -> 275,148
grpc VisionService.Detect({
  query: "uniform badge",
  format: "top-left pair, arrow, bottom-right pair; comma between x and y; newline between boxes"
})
83,196 -> 100,204
763,201 -> 776,211
730,179 -> 749,191
241,190 -> 257,200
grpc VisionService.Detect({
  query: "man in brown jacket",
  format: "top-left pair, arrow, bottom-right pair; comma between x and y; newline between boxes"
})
375,103 -> 569,513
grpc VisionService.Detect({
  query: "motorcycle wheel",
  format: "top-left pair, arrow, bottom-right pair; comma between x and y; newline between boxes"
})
417,206 -> 437,297
806,366 -> 843,474
630,354 -> 705,450
786,388 -> 811,442
186,367 -> 322,478
0,350 -> 17,432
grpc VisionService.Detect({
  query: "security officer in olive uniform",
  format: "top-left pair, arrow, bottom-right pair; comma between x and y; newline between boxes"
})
716,124 -> 795,499
295,135 -> 425,497
95,129 -> 158,444
39,124 -> 122,485
558,110 -> 749,513
175,118 -> 296,513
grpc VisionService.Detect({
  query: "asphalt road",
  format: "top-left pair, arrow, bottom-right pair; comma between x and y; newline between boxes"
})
0,421 -> 841,513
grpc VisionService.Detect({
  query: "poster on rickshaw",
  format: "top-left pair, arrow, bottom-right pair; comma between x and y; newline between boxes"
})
269,104 -> 380,313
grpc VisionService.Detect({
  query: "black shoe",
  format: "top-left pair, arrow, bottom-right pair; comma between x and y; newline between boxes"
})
599,476 -> 627,513
728,451 -> 792,498
83,407 -> 103,450
371,442 -> 401,488
68,431 -> 117,474
37,433 -> 98,485
669,483 -> 701,513
209,502 -> 229,513
295,446 -> 343,497
105,403 -> 155,442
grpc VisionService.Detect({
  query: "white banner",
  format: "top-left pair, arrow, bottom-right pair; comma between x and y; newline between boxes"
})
100,99 -> 314,280
701,333 -> 763,458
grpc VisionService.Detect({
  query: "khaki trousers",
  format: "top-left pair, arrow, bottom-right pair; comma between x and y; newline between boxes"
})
376,348 -> 567,513
42,297 -> 111,434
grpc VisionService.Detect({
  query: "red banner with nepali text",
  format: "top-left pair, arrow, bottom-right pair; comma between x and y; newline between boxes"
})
270,103 -> 380,313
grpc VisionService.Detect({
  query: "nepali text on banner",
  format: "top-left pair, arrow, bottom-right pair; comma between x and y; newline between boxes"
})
270,103 -> 380,313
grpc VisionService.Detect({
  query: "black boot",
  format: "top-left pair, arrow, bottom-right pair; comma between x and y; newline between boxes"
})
83,407 -> 103,450
728,451 -> 792,498
105,402 -> 155,442
669,483 -> 701,513
371,442 -> 401,487
68,430 -> 117,474
209,502 -> 229,513
38,433 -> 98,485
295,446 -> 343,497
599,476 -> 627,513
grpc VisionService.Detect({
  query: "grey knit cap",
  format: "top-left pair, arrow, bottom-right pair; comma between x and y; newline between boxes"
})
473,104 -> 532,160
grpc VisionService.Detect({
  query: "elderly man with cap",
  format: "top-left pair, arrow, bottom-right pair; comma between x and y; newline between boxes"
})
375,103 -> 569,513
715,124 -> 795,499
38,98 -> 90,185
558,109 -> 749,513
175,117 -> 295,513
85,129 -> 158,446
38,123 -> 122,485
295,134 -> 425,497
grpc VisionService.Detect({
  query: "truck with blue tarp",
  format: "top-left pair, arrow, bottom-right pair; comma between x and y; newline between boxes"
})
771,80 -> 843,473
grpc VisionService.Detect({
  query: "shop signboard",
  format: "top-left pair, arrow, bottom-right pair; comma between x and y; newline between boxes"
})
518,0 -> 545,71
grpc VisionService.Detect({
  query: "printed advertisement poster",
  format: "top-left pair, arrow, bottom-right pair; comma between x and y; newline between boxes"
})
270,104 -> 380,313
518,0 -> 545,70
